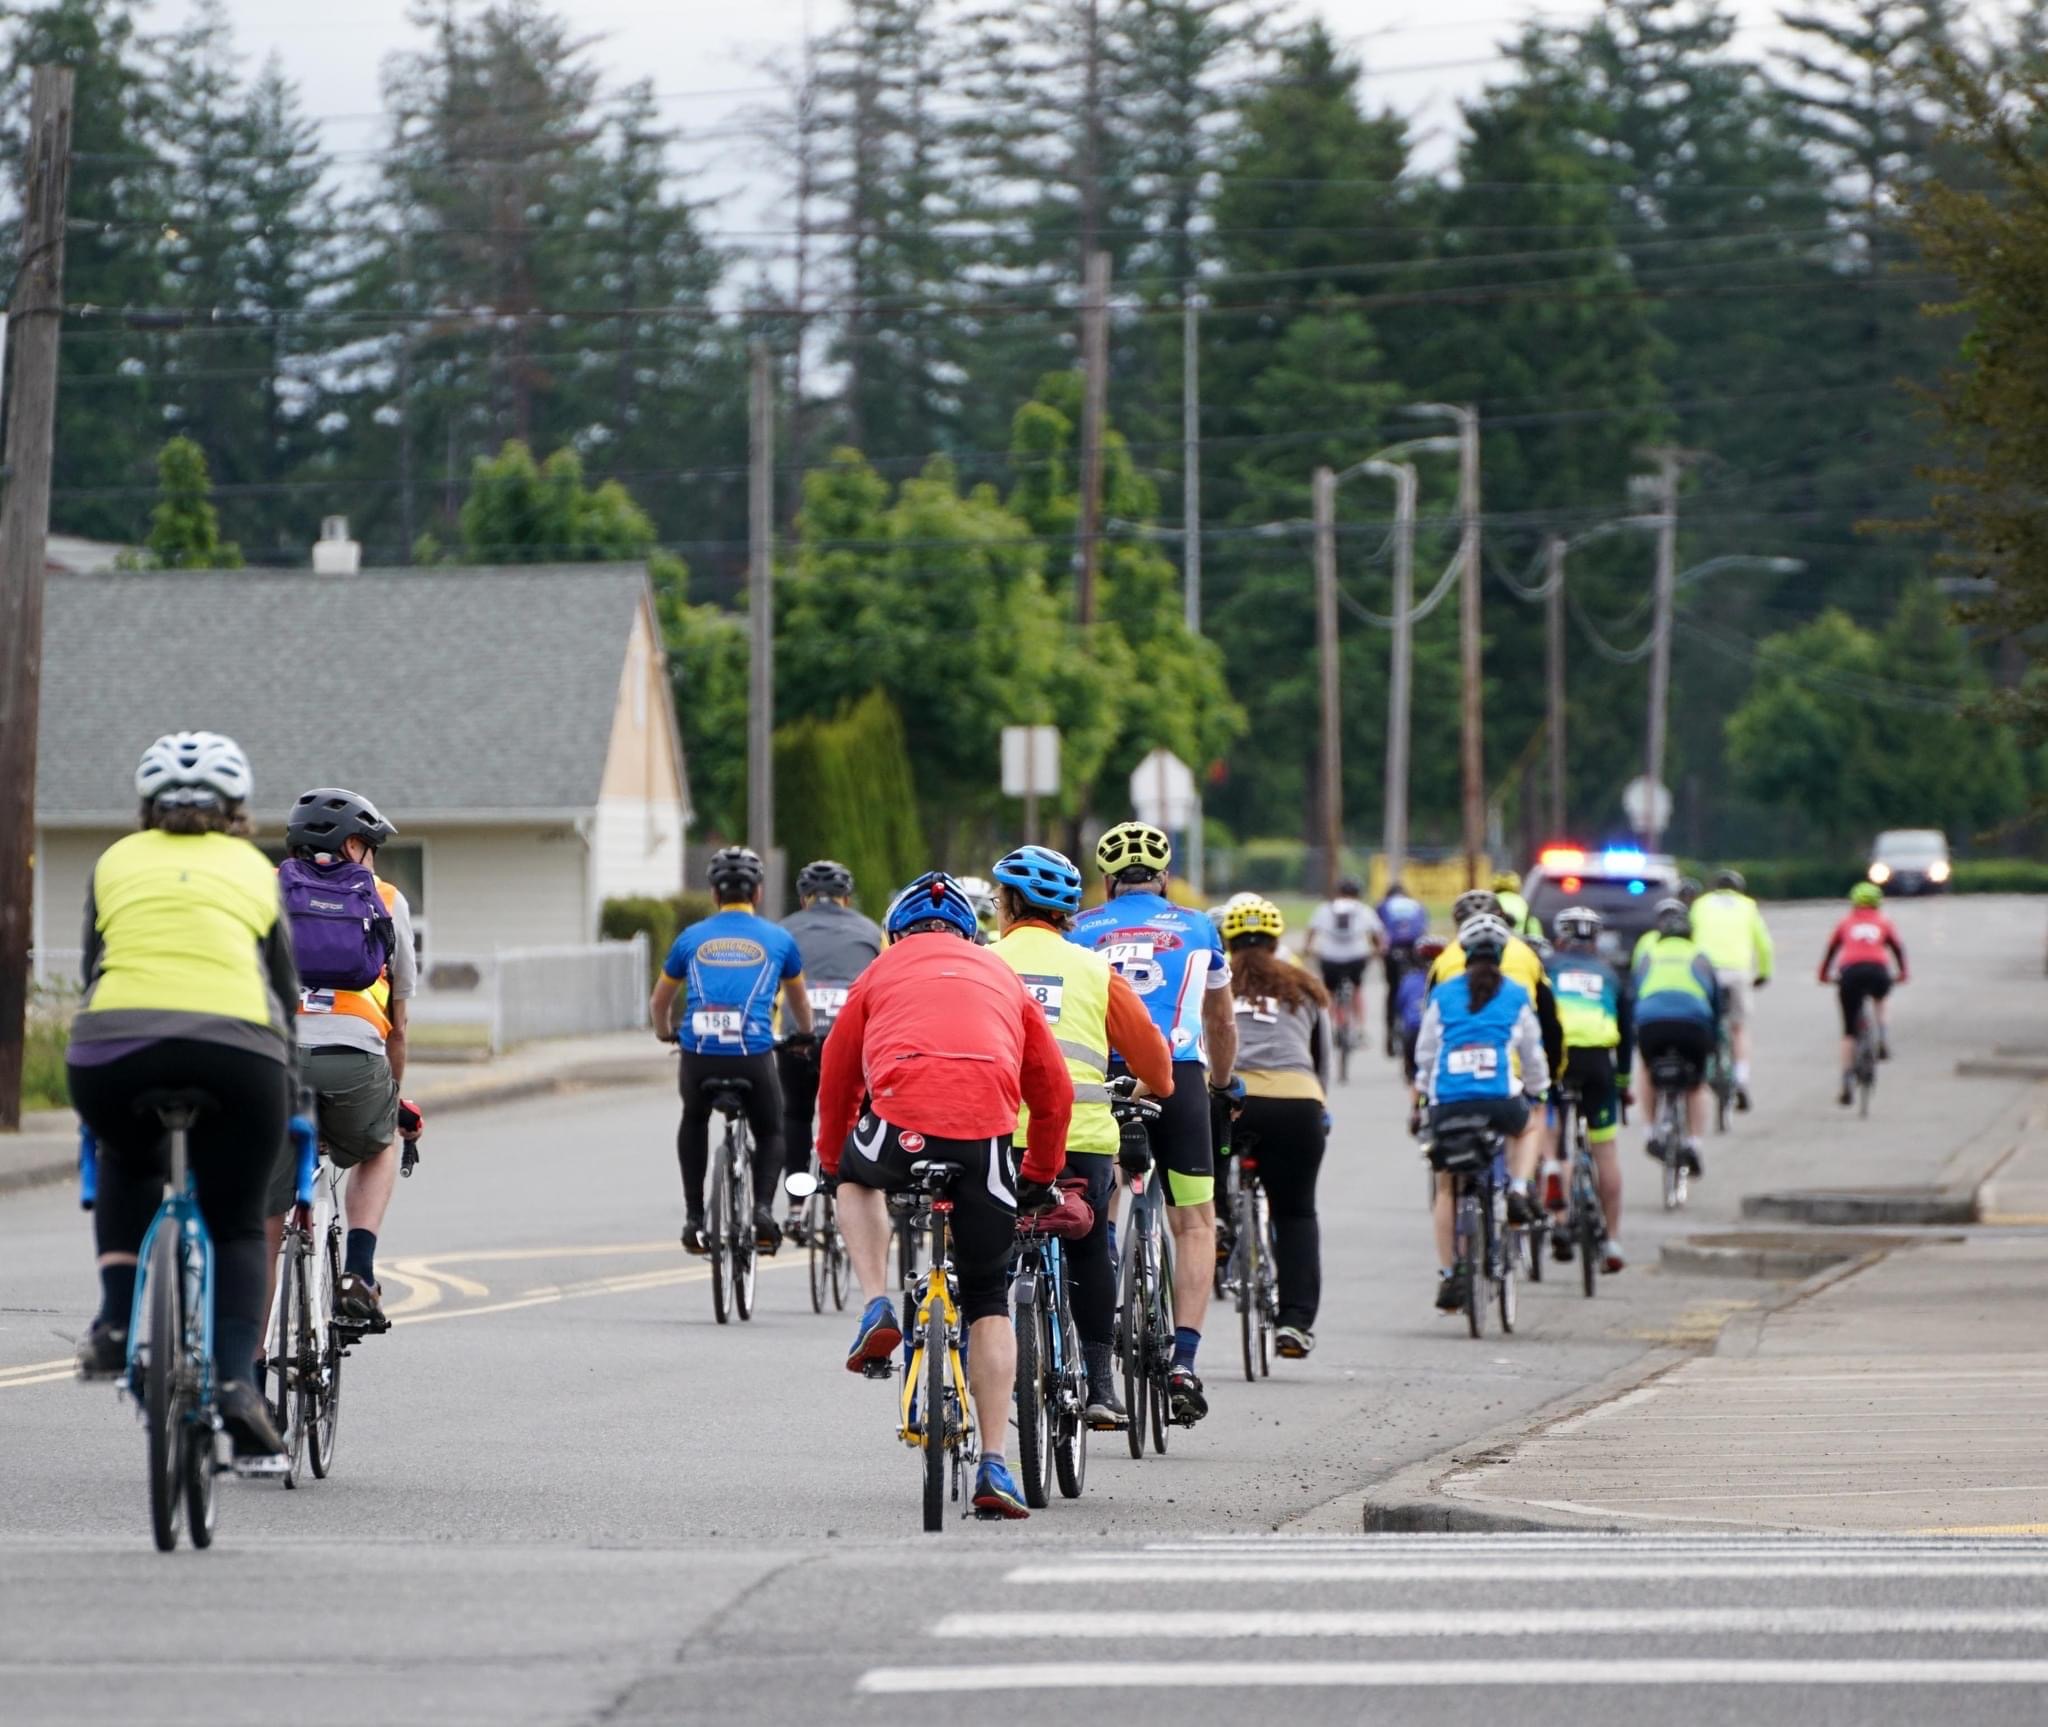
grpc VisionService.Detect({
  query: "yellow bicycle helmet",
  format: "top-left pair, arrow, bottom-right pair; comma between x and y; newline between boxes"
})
1220,896 -> 1285,943
1095,820 -> 1172,876
1491,869 -> 1522,894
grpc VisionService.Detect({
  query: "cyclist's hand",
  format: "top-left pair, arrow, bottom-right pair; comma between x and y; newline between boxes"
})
1017,1178 -> 1057,1215
397,1098 -> 423,1140
1754,975 -> 1770,989
1320,1109 -> 1332,1135
1621,1084 -> 1635,1109
1117,1133 -> 1153,1179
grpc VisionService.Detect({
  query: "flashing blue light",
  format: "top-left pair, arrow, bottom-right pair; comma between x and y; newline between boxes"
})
1627,880 -> 1647,895
1602,848 -> 1648,869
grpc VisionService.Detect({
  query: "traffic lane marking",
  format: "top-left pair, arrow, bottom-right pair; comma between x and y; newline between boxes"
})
935,1608 -> 2048,1640
857,1659 -> 2048,1692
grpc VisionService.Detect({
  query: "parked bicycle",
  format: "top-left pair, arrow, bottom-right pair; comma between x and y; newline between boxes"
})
702,1078 -> 759,1324
1010,1177 -> 1091,1507
1109,1077 -> 1175,1458
1425,1110 -> 1521,1339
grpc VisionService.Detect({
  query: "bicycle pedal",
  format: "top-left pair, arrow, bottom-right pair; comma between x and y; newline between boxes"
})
231,1454 -> 290,1480
860,1359 -> 895,1381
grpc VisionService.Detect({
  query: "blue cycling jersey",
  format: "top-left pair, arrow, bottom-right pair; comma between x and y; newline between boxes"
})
1379,893 -> 1429,948
1068,891 -> 1225,1064
662,909 -> 802,1056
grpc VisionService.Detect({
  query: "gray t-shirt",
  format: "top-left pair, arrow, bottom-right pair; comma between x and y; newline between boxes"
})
1231,990 -> 1327,1086
297,886 -> 417,1056
781,900 -> 883,1028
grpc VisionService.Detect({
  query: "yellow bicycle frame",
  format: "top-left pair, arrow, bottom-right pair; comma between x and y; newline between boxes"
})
897,1217 -> 975,1454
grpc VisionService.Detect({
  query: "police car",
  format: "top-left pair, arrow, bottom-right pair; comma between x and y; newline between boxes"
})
1522,846 -> 1680,960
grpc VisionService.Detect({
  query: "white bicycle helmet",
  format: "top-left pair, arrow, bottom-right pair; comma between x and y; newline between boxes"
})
1456,912 -> 1513,959
135,731 -> 252,809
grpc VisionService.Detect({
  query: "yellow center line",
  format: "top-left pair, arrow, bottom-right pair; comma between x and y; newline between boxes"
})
0,1357 -> 75,1385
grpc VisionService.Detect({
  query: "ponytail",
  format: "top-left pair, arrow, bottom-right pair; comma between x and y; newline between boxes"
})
1465,952 -> 1504,1012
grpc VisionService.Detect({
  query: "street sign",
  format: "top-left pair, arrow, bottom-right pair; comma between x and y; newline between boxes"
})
1622,775 -> 1672,837
1130,748 -> 1198,829
1001,726 -> 1060,798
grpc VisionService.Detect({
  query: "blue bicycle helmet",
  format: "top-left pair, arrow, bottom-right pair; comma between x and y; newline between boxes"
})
884,871 -> 980,942
991,844 -> 1083,916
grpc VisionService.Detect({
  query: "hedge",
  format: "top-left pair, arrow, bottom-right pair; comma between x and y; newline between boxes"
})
600,892 -> 718,987
775,690 -> 925,918
1684,857 -> 2048,900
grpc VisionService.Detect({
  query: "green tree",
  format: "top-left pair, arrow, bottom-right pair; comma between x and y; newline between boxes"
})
141,438 -> 243,569
456,440 -> 659,562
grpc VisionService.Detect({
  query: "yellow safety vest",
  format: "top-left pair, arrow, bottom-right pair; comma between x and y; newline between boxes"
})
992,922 -> 1117,1156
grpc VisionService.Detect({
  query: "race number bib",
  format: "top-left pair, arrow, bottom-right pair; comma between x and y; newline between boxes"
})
1235,995 -> 1279,1025
299,988 -> 336,1015
1447,1044 -> 1500,1080
808,987 -> 849,1016
1016,974 -> 1065,1023
1100,940 -> 1155,971
1557,970 -> 1606,998
691,1009 -> 744,1042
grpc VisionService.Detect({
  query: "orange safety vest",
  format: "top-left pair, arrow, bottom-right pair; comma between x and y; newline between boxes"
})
298,876 -> 400,1041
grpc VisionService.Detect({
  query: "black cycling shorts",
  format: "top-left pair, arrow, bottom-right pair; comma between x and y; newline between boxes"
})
1836,962 -> 1892,1037
1638,1019 -> 1714,1083
1561,1045 -> 1620,1143
838,1115 -> 1018,1326
1429,1094 -> 1531,1142
1319,957 -> 1369,995
1110,1058 -> 1215,1207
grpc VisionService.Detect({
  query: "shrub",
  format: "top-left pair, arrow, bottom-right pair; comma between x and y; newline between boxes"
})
775,692 -> 925,918
600,892 -> 718,986
1950,859 -> 2048,895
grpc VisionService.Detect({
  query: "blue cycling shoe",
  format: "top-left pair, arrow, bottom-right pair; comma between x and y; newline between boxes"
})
846,1296 -> 902,1374
972,1457 -> 1031,1520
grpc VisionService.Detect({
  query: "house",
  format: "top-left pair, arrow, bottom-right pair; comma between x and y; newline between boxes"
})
31,564 -> 690,967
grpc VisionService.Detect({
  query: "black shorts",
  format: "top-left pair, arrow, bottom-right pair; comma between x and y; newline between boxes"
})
1638,1020 -> 1714,1084
1111,1059 -> 1215,1207
1319,958 -> 1368,995
838,1116 -> 1018,1325
1837,962 -> 1892,1036
1430,1095 -> 1531,1141
1561,1045 -> 1620,1143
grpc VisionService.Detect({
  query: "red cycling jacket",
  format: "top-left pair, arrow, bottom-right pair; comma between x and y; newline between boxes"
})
815,934 -> 1073,1184
1819,911 -> 1908,981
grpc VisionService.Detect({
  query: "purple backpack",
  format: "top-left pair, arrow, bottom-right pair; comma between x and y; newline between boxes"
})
279,857 -> 394,992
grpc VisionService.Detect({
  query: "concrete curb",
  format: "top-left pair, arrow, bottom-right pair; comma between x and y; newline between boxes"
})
1958,1058 -> 2048,1081
1657,1228 -> 1947,1281
1739,1185 -> 1979,1227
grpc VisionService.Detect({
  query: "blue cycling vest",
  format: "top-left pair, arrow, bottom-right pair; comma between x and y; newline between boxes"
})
1068,891 -> 1223,1064
1428,973 -> 1531,1104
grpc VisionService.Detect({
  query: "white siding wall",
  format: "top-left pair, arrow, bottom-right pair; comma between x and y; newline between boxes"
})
31,828 -> 116,971
418,825 -> 591,957
591,795 -> 685,904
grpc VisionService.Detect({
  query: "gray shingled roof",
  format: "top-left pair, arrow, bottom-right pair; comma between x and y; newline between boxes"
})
37,565 -> 660,824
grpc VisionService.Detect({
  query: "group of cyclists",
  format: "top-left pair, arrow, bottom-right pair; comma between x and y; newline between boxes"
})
58,723 -> 1915,1525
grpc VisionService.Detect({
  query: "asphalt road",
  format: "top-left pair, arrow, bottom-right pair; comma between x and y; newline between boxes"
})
2,894 -> 2040,1725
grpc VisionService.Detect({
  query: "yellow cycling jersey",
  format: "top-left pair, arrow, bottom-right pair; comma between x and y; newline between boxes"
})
1427,932 -> 1546,1000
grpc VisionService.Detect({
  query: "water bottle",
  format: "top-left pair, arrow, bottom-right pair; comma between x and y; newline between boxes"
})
77,1125 -> 97,1211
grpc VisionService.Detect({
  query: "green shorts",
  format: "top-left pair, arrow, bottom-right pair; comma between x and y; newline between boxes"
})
268,1046 -> 397,1214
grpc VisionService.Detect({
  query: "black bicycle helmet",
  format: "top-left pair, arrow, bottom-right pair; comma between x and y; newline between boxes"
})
708,845 -> 765,898
1452,888 -> 1502,926
286,787 -> 396,856
1711,868 -> 1745,892
796,858 -> 855,901
1653,896 -> 1693,937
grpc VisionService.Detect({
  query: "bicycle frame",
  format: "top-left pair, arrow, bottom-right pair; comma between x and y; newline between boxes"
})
128,1138 -> 214,1411
898,1205 -> 974,1452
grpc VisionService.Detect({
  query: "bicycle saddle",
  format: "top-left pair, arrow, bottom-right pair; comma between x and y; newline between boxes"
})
701,1078 -> 752,1115
130,1088 -> 217,1125
907,1157 -> 965,1193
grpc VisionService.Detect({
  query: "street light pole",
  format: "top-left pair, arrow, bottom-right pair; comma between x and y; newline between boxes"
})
1313,464 -> 1341,897
1182,290 -> 1205,895
1642,447 -> 1681,849
1454,405 -> 1484,885
1360,459 -> 1417,887
747,339 -> 776,874
1545,533 -> 1566,835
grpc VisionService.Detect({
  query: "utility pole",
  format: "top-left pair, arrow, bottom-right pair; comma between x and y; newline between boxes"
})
0,66 -> 75,1130
1362,458 -> 1417,887
1643,447 -> 1681,850
1545,533 -> 1566,836
1455,405 -> 1485,886
1182,289 -> 1204,894
747,340 -> 775,873
1313,465 -> 1341,897
1075,249 -> 1110,626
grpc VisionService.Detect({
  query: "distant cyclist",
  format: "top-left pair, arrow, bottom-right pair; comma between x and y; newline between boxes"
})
1428,888 -> 1564,1085
1545,907 -> 1633,1274
1820,882 -> 1908,1105
1690,868 -> 1774,1111
817,871 -> 1073,1519
651,846 -> 814,1257
1070,820 -> 1237,1424
1493,870 -> 1543,939
1395,935 -> 1445,1081
1631,897 -> 1723,1177
1304,875 -> 1382,1047
776,859 -> 883,1235
958,874 -> 1000,943
1377,879 -> 1430,1055
989,844 -> 1173,1430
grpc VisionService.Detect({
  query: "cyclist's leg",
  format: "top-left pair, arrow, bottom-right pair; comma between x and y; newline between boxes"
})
732,1051 -> 786,1222
776,1044 -> 818,1186
185,1050 -> 291,1390
674,1054 -> 718,1217
1153,1064 -> 1216,1352
1578,1050 -> 1623,1237
1065,1154 -> 1117,1347
1432,1170 -> 1456,1269
305,1046 -> 399,1299
67,1048 -> 169,1356
1836,973 -> 1868,1077
952,1136 -> 1023,1458
834,1116 -> 907,1303
1244,1096 -> 1326,1330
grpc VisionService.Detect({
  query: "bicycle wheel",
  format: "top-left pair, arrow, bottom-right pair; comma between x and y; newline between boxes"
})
922,1316 -> 948,1533
1460,1192 -> 1485,1341
308,1226 -> 342,1479
733,1137 -> 758,1322
1256,1187 -> 1277,1379
1527,1209 -> 1545,1284
184,1383 -> 217,1548
271,1229 -> 305,1487
1053,1296 -> 1087,1500
1579,1206 -> 1600,1298
1497,1207 -> 1518,1336
1149,1229 -> 1175,1454
1237,1189 -> 1257,1385
1118,1236 -> 1146,1461
806,1191 -> 828,1314
829,1207 -> 850,1311
143,1222 -> 184,1552
708,1139 -> 732,1324
1014,1288 -> 1051,1509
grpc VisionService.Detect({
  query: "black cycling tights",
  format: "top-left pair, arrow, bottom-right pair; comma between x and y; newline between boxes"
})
1236,1095 -> 1329,1331
1063,1157 -> 1118,1349
676,1050 -> 785,1216
68,1037 -> 291,1387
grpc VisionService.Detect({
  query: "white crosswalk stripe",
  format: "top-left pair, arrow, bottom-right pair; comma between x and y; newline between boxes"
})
858,1533 -> 2048,1698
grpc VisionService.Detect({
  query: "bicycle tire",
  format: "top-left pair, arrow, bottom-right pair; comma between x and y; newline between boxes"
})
284,1230 -> 313,1486
309,1226 -> 342,1479
144,1222 -> 183,1552
1497,1211 -> 1518,1336
1237,1187 -> 1257,1384
1463,1192 -> 1486,1340
184,1394 -> 217,1548
1257,1185 -> 1277,1379
1150,1228 -> 1174,1454
1118,1234 -> 1146,1461
1053,1291 -> 1087,1500
1014,1287 -> 1051,1509
1527,1212 -> 1545,1283
733,1136 -> 757,1322
272,1228 -> 304,1487
922,1313 -> 948,1533
830,1208 -> 850,1311
807,1192 -> 828,1314
708,1138 -> 732,1325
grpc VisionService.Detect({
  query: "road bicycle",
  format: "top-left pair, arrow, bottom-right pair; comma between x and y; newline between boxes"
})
792,1153 -> 849,1314
1383,948 -> 1413,1059
266,1138 -> 345,1486
1425,1110 -> 1521,1339
1707,1027 -> 1737,1134
1010,1178 -> 1090,1507
887,1159 -> 980,1532
701,1078 -> 759,1324
1332,978 -> 1360,1085
1647,1053 -> 1701,1210
1852,997 -> 1881,1118
1218,1129 -> 1278,1381
1109,1078 -> 1175,1459
1555,1083 -> 1608,1299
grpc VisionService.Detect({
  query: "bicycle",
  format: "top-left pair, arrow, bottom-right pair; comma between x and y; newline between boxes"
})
702,1078 -> 759,1324
1852,998 -> 1880,1118
1555,1084 -> 1608,1299
1707,1027 -> 1736,1134
1108,1078 -> 1175,1458
1648,1053 -> 1699,1211
1332,978 -> 1359,1085
1383,948 -> 1412,1059
1010,1177 -> 1090,1507
266,1140 -> 347,1487
789,1156 -> 849,1314
1218,1128 -> 1278,1382
1425,1110 -> 1520,1339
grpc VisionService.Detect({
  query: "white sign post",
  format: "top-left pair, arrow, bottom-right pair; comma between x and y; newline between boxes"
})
1130,748 -> 1198,832
1002,725 -> 1061,843
1622,775 -> 1673,844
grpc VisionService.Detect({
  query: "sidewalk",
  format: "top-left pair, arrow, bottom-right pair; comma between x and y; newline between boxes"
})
0,1030 -> 670,1196
1362,1089 -> 2048,1534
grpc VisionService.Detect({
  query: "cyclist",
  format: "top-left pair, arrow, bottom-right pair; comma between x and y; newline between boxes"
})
1690,868 -> 1774,1111
1493,869 -> 1543,939
1545,907 -> 1633,1274
1069,820 -> 1238,1424
1820,882 -> 1909,1105
958,874 -> 1000,943
817,871 -> 1073,1519
1631,897 -> 1723,1177
650,846 -> 814,1257
1427,888 -> 1564,1084
989,844 -> 1172,1430
1396,935 -> 1445,1080
1304,874 -> 1381,1049
1378,879 -> 1430,1054
1413,914 -> 1550,1312
776,858 -> 883,1236
68,732 -> 292,1457
267,787 -> 415,1331
1222,898 -> 1331,1358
